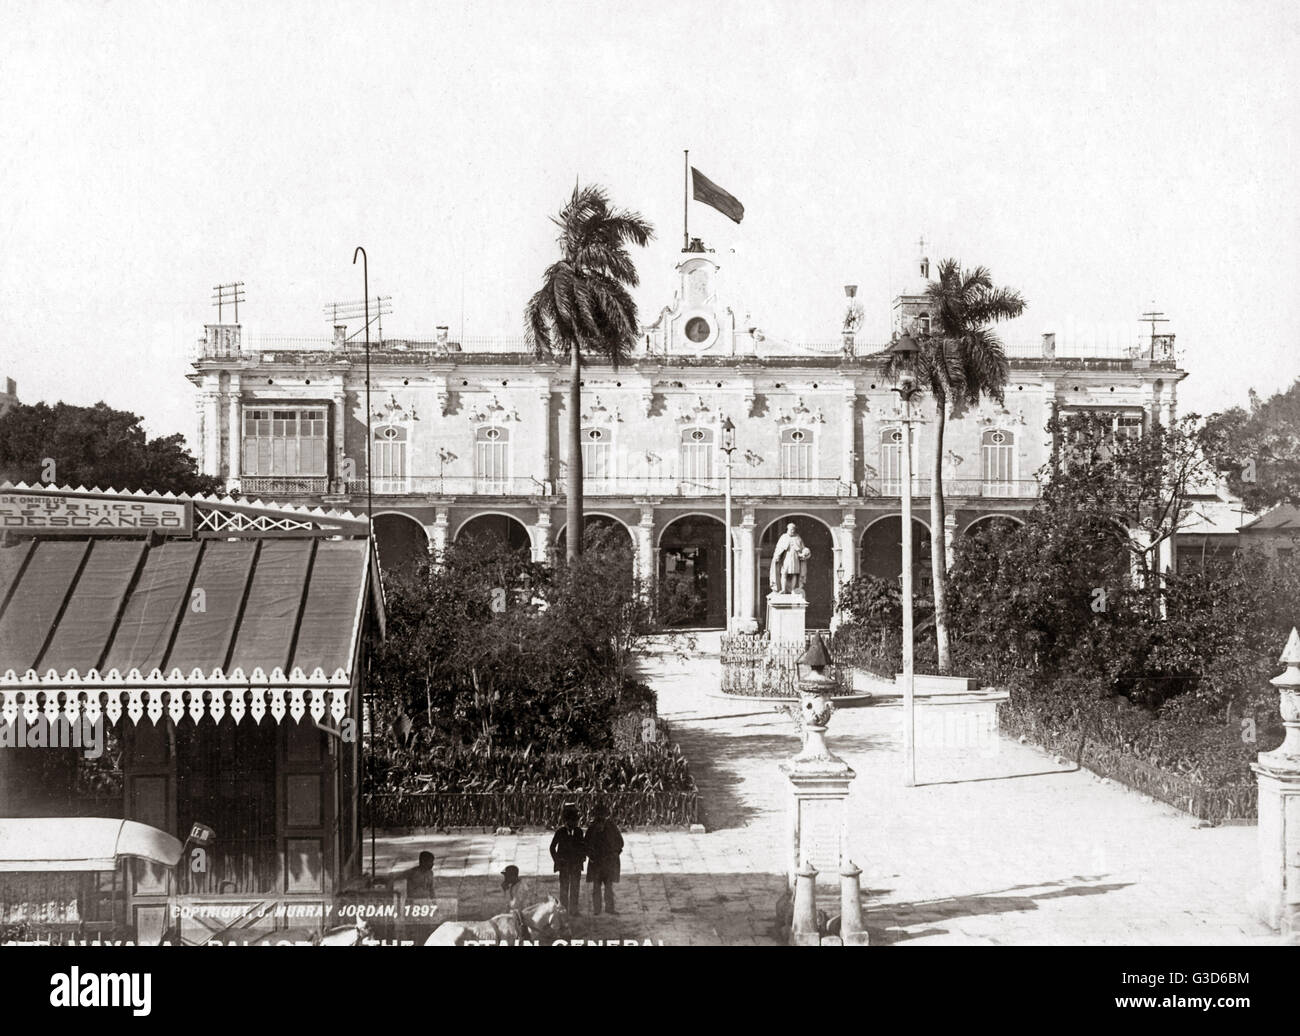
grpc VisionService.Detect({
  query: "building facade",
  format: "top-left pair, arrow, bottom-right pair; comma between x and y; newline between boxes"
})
187,248 -> 1185,630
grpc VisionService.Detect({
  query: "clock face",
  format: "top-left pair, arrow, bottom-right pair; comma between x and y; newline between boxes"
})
685,316 -> 711,343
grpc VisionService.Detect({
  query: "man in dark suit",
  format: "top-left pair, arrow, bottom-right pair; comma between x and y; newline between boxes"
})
549,803 -> 585,915
585,802 -> 624,915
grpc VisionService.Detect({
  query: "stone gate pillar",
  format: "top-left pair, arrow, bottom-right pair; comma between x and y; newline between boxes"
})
1253,627 -> 1300,935
778,656 -> 866,946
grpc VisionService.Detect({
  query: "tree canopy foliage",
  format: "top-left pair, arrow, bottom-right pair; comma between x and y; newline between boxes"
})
0,400 -> 221,496
1203,377 -> 1300,511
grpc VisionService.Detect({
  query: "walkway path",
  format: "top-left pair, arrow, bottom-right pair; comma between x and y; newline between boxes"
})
373,634 -> 1278,946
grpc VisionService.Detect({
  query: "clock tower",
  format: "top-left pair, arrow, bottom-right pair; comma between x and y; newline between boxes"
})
643,241 -> 743,356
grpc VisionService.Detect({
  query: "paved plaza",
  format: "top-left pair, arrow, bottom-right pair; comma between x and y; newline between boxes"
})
373,635 -> 1279,946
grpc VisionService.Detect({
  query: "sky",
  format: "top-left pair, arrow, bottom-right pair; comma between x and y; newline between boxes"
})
2,0 -> 1298,448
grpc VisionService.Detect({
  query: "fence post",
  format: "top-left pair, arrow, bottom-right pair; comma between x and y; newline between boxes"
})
1252,627 -> 1300,935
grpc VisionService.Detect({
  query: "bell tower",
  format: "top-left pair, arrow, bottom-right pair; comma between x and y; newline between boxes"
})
892,235 -> 934,334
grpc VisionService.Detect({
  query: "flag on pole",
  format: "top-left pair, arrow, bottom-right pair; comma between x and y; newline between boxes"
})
691,167 -> 744,224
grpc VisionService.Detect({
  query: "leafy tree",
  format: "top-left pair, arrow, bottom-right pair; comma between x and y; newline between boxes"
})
0,401 -> 222,496
1203,378 -> 1300,511
369,532 -> 649,754
525,184 -> 654,561
1046,411 -> 1218,617
880,258 -> 1025,672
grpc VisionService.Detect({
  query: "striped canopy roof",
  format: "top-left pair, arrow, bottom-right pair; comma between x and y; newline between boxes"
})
0,525 -> 380,726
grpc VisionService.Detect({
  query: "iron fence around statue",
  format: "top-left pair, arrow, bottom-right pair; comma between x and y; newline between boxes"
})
719,632 -> 853,698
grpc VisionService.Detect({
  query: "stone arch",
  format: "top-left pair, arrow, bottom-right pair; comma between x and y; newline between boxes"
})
454,512 -> 533,554
372,511 -> 429,577
757,513 -> 836,629
962,513 -> 1026,536
658,513 -> 726,628
859,514 -> 933,594
554,513 -> 635,565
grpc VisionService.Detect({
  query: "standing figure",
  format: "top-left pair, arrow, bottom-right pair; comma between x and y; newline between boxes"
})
549,804 -> 586,916
769,523 -> 809,595
584,802 -> 624,915
399,851 -> 436,900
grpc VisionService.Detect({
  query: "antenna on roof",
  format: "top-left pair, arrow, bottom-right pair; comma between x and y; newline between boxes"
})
322,296 -> 393,345
1141,307 -> 1169,339
212,282 -> 246,323
1140,306 -> 1169,358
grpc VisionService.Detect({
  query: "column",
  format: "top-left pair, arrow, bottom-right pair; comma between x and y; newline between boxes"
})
944,513 -> 957,572
841,389 -> 857,491
202,390 -> 221,476
333,388 -> 348,490
832,511 -> 857,629
429,507 -> 449,567
538,389 -> 554,493
635,504 -> 655,597
226,374 -> 241,486
532,507 -> 552,564
1041,381 -> 1057,470
735,507 -> 758,633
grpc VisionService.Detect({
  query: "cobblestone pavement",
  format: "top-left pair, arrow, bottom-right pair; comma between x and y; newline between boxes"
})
372,635 -> 1279,946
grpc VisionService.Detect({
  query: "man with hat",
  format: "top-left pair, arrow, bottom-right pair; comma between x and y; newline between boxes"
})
585,802 -> 624,915
549,803 -> 586,915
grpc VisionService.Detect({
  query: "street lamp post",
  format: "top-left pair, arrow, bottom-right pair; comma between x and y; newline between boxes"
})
721,416 -> 737,634
352,246 -> 377,879
890,333 -> 920,787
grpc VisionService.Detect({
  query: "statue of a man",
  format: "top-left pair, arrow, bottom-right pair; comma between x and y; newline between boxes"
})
770,522 -> 810,595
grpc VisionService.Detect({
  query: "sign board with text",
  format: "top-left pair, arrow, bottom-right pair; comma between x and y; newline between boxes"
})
0,490 -> 192,536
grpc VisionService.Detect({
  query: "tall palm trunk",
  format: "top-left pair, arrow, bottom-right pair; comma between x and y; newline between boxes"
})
930,398 -> 952,672
566,341 -> 583,562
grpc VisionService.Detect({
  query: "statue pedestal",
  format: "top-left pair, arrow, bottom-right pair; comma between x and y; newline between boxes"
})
1252,632 -> 1300,935
1253,761 -> 1300,934
781,734 -> 856,888
767,592 -> 807,650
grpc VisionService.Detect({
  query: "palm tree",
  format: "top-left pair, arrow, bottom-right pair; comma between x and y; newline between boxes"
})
882,258 -> 1026,672
525,184 -> 654,562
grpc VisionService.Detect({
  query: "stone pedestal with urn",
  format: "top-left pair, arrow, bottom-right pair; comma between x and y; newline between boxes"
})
775,641 -> 869,946
1252,627 -> 1300,935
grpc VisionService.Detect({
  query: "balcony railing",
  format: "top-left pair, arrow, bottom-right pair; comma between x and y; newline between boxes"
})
239,476 -> 330,496
861,478 -> 1041,499
231,474 -> 1041,500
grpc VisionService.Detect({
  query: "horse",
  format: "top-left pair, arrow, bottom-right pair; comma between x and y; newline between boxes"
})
243,915 -> 377,946
424,896 -> 569,946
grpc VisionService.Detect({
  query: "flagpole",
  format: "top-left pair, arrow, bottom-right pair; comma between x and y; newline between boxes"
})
683,149 -> 689,251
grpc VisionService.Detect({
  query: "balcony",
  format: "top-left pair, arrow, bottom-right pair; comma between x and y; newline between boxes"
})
238,476 -> 330,497
231,474 -> 1042,502
861,478 -> 1041,499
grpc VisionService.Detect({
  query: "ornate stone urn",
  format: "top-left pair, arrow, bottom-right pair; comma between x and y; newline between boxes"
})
1259,628 -> 1300,771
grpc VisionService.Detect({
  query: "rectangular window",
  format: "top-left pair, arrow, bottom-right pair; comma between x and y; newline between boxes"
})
780,428 -> 814,494
981,430 -> 1015,495
476,426 -> 510,491
372,426 -> 408,494
582,427 -> 612,489
880,430 -> 918,496
680,429 -> 714,496
242,407 -> 328,477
